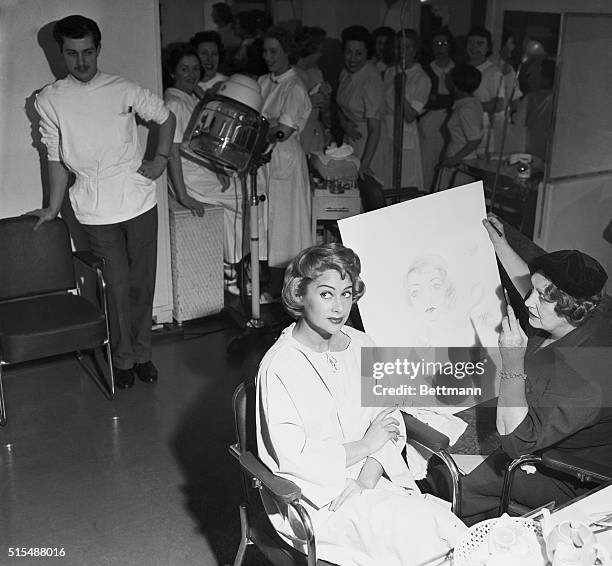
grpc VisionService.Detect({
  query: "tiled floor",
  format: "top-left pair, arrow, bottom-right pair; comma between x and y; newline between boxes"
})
0,313 -> 283,566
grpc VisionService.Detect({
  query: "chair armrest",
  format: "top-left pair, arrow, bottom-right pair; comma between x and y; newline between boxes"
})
542,449 -> 612,483
230,446 -> 302,504
402,413 -> 450,453
73,251 -> 104,271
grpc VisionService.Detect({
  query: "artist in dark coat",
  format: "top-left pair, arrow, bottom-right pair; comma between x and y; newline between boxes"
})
460,214 -> 612,525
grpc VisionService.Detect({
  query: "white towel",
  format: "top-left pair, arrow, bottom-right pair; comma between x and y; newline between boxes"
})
400,408 -> 468,480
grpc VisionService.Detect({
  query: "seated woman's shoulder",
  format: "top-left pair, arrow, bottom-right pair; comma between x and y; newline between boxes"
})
343,325 -> 376,348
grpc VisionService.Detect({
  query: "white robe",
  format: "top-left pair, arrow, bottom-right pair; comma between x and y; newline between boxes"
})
381,64 -> 431,191
256,324 -> 466,566
258,68 -> 313,267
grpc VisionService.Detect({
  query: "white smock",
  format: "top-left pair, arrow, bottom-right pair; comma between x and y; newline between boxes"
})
336,62 -> 386,182
256,324 -> 467,566
381,63 -> 431,191
258,68 -> 313,267
35,72 -> 169,225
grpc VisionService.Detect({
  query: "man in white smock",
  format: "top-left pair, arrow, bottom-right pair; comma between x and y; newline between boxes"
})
32,15 -> 175,389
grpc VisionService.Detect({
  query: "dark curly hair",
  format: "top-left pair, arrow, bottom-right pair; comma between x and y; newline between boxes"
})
53,14 -> 101,49
341,25 -> 374,58
282,243 -> 366,319
190,30 -> 225,64
163,43 -> 200,90
539,280 -> 603,326
263,25 -> 298,64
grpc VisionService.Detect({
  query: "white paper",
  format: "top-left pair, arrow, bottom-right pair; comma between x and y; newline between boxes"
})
339,182 -> 505,409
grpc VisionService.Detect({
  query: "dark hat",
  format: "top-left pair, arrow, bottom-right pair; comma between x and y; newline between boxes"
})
529,250 -> 608,299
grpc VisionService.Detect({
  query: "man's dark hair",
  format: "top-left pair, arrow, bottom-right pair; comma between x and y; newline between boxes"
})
53,15 -> 101,49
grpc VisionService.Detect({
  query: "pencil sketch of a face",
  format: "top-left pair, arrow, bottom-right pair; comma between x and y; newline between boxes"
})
404,255 -> 456,322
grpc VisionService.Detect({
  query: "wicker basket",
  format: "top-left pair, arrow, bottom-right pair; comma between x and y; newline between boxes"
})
168,198 -> 224,322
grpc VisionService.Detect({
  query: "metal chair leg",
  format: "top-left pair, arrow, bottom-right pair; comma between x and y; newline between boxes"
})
500,454 -> 542,514
105,339 -> 115,397
233,505 -> 250,566
76,349 -> 114,399
437,449 -> 462,516
0,362 -> 6,426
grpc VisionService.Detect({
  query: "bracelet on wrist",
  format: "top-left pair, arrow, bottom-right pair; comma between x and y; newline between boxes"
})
500,370 -> 527,381
156,153 -> 169,160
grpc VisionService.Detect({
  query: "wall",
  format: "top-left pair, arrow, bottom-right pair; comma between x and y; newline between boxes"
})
0,0 -> 173,322
159,0 -> 208,46
535,176 -> 612,282
302,0 -> 420,38
486,0 -> 612,51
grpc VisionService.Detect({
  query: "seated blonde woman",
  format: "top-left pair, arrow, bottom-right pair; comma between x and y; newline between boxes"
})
256,243 -> 466,566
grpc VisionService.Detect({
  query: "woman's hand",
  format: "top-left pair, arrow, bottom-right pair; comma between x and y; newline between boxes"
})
482,214 -> 507,248
499,304 -> 527,372
329,478 -> 367,512
362,407 -> 400,453
177,194 -> 206,217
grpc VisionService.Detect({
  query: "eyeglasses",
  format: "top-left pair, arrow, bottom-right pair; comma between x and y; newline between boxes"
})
434,40 -> 449,47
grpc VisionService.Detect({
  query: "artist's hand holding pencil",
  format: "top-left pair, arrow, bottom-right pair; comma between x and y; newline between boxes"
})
482,213 -> 507,247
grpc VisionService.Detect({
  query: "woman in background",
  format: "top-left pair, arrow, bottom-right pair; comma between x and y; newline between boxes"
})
294,26 -> 332,155
336,25 -> 384,180
163,44 -> 244,294
420,29 -> 455,192
466,27 -> 505,157
190,30 -> 227,94
381,29 -> 431,191
371,26 -> 395,76
258,26 -> 313,297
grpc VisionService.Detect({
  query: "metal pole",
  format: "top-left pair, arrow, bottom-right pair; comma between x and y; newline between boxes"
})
247,170 -> 264,328
392,26 -> 408,191
490,62 -> 524,212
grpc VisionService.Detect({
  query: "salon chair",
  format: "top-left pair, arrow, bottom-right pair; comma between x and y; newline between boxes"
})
0,216 -> 114,426
229,380 -> 462,566
500,449 -> 612,516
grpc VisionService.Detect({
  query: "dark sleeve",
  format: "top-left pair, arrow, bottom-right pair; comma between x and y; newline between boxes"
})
500,360 -> 602,458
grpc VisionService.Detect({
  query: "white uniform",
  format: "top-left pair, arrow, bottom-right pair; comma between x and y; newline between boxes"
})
257,324 -> 466,566
473,60 -> 505,156
258,68 -> 313,268
35,72 -> 169,225
337,62 -> 386,182
381,63 -> 431,191
164,86 -> 245,264
197,72 -> 227,92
